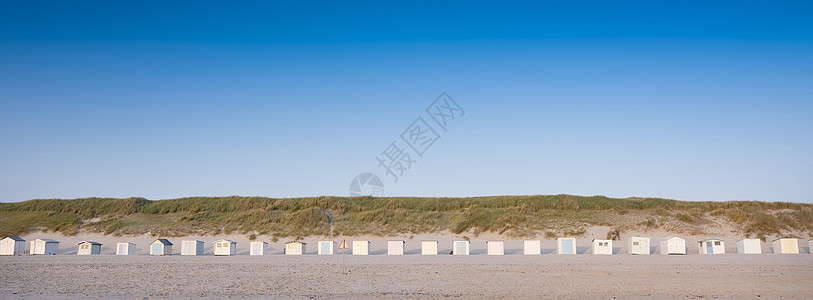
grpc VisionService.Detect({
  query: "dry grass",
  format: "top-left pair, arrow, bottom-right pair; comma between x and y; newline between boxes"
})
1,195 -> 812,238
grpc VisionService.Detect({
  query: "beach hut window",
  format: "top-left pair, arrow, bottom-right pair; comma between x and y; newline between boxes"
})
714,241 -> 721,246
633,242 -> 639,245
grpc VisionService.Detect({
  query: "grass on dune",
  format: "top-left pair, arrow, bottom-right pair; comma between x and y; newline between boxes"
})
1,195 -> 812,239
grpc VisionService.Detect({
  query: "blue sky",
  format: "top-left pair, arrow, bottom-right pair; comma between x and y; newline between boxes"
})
1,1 -> 812,203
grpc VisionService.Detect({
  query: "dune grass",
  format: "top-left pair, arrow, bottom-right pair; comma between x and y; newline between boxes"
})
1,195 -> 811,239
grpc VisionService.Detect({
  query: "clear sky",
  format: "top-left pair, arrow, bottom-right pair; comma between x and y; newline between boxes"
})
1,1 -> 812,203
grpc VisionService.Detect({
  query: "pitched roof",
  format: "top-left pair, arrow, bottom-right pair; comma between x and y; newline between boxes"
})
285,241 -> 306,244
78,241 -> 102,245
214,239 -> 236,244
152,239 -> 172,245
2,236 -> 24,241
35,238 -> 60,243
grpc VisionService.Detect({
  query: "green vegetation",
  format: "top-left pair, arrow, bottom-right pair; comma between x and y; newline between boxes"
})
1,195 -> 811,239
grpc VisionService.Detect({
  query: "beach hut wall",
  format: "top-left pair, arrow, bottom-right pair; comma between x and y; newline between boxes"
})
0,237 -> 25,256
31,239 -> 60,255
557,237 -> 577,255
250,241 -> 267,256
592,239 -> 612,255
116,242 -> 136,255
352,241 -> 370,255
453,241 -> 469,255
387,240 -> 405,255
736,239 -> 761,254
523,240 -> 541,255
77,241 -> 102,255
150,239 -> 173,256
421,241 -> 438,255
181,240 -> 204,256
317,241 -> 334,255
628,237 -> 650,255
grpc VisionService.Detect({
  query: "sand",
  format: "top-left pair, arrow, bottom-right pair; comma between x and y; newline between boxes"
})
2,232 -> 812,298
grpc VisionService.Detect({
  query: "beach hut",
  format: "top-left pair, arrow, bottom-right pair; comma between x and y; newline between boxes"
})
352,240 -> 370,255
772,238 -> 799,254
698,239 -> 725,254
0,236 -> 25,256
628,237 -> 650,255
736,239 -> 761,254
31,239 -> 60,255
487,240 -> 504,255
285,241 -> 306,255
387,240 -> 405,255
810,240 -> 813,254
557,237 -> 577,255
214,240 -> 237,256
116,242 -> 136,255
592,239 -> 612,255
250,241 -> 267,256
660,237 -> 686,255
524,240 -> 541,255
317,241 -> 334,255
453,240 -> 470,255
421,240 -> 438,255
77,241 -> 102,255
181,240 -> 204,256
150,239 -> 172,256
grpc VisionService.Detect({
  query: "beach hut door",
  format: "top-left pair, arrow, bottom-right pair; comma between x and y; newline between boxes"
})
321,242 -> 330,254
151,243 -> 161,254
562,240 -> 573,254
706,242 -> 713,254
118,244 -> 126,254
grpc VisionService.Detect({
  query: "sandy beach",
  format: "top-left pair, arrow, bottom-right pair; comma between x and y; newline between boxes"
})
2,232 -> 813,298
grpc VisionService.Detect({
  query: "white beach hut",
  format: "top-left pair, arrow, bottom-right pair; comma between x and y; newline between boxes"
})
487,240 -> 504,255
772,238 -> 799,254
31,239 -> 60,255
250,241 -> 267,256
285,241 -> 306,255
736,239 -> 761,254
317,241 -> 334,255
116,242 -> 136,255
660,237 -> 686,255
592,239 -> 612,255
181,240 -> 204,256
214,240 -> 237,256
150,239 -> 172,256
628,237 -> 650,255
352,240 -> 370,255
421,240 -> 438,255
698,239 -> 725,254
453,240 -> 470,255
77,241 -> 102,255
557,237 -> 577,255
387,240 -> 405,255
0,236 -> 25,256
523,240 -> 541,255
809,240 -> 813,254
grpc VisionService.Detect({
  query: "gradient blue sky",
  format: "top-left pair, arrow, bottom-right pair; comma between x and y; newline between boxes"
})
1,1 -> 812,203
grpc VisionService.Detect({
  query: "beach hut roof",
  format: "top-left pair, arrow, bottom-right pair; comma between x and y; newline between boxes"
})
252,241 -> 268,244
2,236 -> 24,241
422,240 -> 438,242
772,237 -> 797,242
214,239 -> 236,244
152,239 -> 172,245
35,239 -> 60,243
700,238 -> 724,242
286,241 -> 306,245
591,239 -> 611,242
78,241 -> 102,245
661,236 -> 683,240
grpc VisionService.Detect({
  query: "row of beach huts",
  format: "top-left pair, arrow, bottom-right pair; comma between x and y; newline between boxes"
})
1,236 -> 810,256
